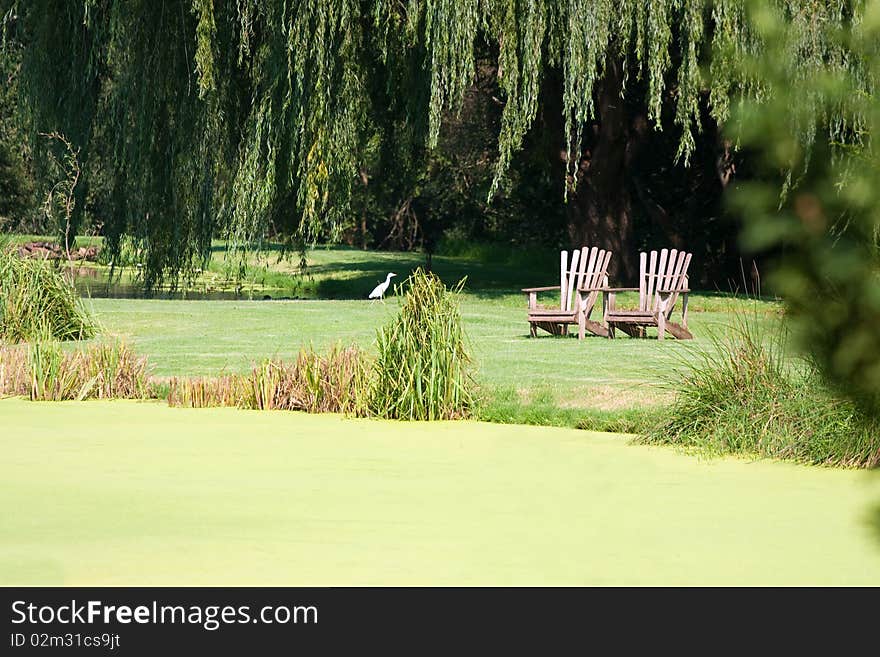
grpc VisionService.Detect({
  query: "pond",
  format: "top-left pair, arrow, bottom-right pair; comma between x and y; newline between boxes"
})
67,266 -> 295,301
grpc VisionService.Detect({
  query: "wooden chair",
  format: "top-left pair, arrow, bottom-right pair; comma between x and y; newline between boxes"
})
599,248 -> 693,340
522,247 -> 612,340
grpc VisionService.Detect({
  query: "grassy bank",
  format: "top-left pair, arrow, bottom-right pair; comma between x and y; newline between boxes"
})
1,398 -> 877,585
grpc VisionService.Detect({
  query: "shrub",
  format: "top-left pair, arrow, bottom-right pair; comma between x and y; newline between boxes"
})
370,268 -> 475,420
644,314 -> 880,468
0,247 -> 96,342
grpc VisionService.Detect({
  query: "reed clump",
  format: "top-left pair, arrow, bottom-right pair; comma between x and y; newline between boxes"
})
0,339 -> 150,401
0,344 -> 29,397
0,247 -> 97,343
168,345 -> 369,414
167,375 -> 249,408
249,345 -> 368,413
643,312 -> 880,468
369,268 -> 475,420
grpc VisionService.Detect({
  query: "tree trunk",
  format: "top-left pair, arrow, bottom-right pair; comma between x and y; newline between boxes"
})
564,58 -> 640,280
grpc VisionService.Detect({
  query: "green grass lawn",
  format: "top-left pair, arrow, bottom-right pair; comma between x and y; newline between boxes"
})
12,238 -> 783,417
87,292 -> 779,416
1,398 -> 877,585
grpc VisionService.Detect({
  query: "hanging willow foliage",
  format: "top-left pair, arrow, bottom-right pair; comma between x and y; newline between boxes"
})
1,0 -> 874,285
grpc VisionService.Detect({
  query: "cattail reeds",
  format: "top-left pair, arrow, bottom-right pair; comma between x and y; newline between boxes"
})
369,268 -> 475,420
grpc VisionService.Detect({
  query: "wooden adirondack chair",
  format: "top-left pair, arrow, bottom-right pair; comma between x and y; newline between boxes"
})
600,248 -> 693,340
522,247 -> 613,339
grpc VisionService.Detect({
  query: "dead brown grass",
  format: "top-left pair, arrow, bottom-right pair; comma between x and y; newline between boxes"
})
1,340 -> 150,401
168,345 -> 369,415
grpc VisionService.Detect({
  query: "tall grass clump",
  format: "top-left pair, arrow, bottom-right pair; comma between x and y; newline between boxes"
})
0,344 -> 30,397
0,248 -> 96,342
248,344 -> 368,413
0,339 -> 150,401
644,313 -> 880,468
167,344 -> 369,414
82,340 -> 151,399
370,268 -> 475,420
167,375 -> 249,408
28,340 -> 84,400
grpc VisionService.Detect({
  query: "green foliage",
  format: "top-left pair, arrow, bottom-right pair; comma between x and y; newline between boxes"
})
0,246 -> 96,342
729,0 -> 880,412
27,339 -> 80,400
8,1 -> 871,283
370,268 -> 475,420
645,313 -> 880,468
0,42 -> 35,226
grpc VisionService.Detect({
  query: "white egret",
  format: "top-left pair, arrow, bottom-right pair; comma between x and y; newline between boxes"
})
369,272 -> 397,301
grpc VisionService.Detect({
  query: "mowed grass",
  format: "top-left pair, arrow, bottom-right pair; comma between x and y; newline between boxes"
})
87,292 -> 778,412
13,238 -> 781,412
1,398 -> 878,585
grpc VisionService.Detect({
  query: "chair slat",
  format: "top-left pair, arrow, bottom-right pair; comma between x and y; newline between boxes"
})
574,246 -> 592,304
638,252 -> 647,311
654,249 -> 670,312
564,248 -> 581,312
645,250 -> 658,311
583,249 -> 607,313
559,250 -> 569,311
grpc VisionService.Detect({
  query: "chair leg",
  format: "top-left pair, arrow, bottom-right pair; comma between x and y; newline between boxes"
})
578,313 -> 585,340
657,314 -> 666,341
529,323 -> 537,338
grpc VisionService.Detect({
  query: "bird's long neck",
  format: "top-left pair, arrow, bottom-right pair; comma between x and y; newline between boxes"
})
386,273 -> 393,281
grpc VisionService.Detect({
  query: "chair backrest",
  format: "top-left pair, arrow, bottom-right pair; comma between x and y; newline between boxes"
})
560,247 -> 613,313
638,248 -> 692,316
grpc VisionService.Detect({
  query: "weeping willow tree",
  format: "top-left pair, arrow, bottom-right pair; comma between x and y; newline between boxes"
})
1,0 -> 874,285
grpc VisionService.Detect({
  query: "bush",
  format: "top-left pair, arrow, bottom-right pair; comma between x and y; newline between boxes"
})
0,247 -> 97,342
644,314 -> 880,468
369,268 -> 475,420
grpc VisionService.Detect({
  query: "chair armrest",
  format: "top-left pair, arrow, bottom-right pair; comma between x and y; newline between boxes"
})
658,288 -> 690,294
522,286 -> 560,293
579,286 -> 638,293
